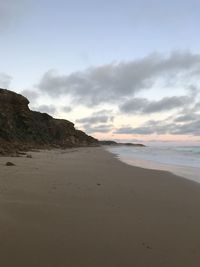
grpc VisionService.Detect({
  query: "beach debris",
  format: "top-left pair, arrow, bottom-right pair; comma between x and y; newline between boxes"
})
18,152 -> 26,156
97,183 -> 101,186
5,162 -> 15,166
26,154 -> 32,158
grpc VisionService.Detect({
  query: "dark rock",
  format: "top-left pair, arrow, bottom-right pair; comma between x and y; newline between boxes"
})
99,140 -> 118,145
0,88 -> 99,155
122,143 -> 145,147
99,140 -> 145,147
5,162 -> 15,166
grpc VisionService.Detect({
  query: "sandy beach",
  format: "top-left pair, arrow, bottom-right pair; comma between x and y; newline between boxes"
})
0,147 -> 200,267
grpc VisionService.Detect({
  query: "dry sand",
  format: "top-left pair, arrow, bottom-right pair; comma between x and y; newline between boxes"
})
0,147 -> 200,267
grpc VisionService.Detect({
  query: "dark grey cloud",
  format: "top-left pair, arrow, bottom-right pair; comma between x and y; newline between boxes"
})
174,113 -> 199,123
171,120 -> 200,136
120,98 -> 147,113
120,95 -> 190,114
169,95 -> 200,124
38,51 -> 200,107
144,96 -> 190,113
0,73 -> 12,88
76,115 -> 111,124
76,109 -> 114,125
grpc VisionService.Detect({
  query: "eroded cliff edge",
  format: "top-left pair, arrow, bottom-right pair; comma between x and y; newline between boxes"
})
0,89 -> 98,155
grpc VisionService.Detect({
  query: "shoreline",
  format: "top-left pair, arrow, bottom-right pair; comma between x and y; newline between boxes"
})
0,147 -> 200,266
105,145 -> 200,184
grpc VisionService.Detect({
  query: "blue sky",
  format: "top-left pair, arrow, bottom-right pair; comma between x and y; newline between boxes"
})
0,0 -> 200,142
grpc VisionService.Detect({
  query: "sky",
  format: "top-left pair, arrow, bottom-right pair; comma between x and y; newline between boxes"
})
0,0 -> 200,143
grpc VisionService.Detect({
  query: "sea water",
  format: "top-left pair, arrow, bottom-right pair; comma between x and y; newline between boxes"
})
105,145 -> 200,183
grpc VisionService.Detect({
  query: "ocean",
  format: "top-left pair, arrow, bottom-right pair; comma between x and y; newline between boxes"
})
105,145 -> 200,183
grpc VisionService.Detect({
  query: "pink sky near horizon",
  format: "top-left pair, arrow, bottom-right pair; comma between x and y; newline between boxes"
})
93,132 -> 200,144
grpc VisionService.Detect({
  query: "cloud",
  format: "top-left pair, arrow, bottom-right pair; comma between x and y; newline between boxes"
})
76,109 -> 114,125
84,124 -> 113,134
76,116 -> 114,125
76,115 -> 111,124
194,101 -> 200,111
36,51 -> 200,137
20,89 -> 39,104
114,125 -> 157,135
114,119 -> 172,135
75,109 -> 115,135
174,113 -> 199,123
32,104 -> 57,116
171,120 -> 200,136
115,115 -> 200,136
114,127 -> 144,135
120,95 -> 191,114
0,73 -> 12,88
61,106 -> 72,113
92,109 -> 114,116
170,94 -> 200,123
38,51 -> 200,107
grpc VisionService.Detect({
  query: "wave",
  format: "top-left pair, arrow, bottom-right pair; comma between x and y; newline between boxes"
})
106,145 -> 200,183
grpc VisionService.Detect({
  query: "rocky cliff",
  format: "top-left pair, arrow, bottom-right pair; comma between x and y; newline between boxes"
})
0,89 -> 98,155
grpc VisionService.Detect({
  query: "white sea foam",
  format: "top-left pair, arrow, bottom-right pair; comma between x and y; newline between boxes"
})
106,145 -> 200,183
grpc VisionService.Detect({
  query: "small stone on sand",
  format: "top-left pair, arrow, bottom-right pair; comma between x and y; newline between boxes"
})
5,162 -> 15,166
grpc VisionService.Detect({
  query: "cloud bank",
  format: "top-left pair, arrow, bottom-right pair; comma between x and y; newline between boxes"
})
115,112 -> 200,136
36,51 -> 200,137
120,96 -> 190,114
38,51 -> 200,107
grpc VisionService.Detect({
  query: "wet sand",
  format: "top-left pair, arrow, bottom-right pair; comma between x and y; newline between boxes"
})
0,147 -> 200,267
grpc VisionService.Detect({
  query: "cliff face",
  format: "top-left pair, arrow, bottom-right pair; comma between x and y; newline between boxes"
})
0,89 -> 98,155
